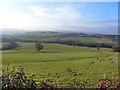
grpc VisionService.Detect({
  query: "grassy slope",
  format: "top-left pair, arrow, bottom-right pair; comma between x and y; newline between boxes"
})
2,42 -> 118,87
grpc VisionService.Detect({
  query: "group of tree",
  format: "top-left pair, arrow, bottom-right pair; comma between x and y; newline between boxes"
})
56,40 -> 112,48
34,41 -> 120,52
2,42 -> 18,50
21,39 -> 113,49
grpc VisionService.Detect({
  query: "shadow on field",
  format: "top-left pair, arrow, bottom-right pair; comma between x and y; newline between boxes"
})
35,51 -> 60,53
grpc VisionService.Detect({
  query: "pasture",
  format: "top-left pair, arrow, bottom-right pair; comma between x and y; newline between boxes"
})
2,42 -> 118,87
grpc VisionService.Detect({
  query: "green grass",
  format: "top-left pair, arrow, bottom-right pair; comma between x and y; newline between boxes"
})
2,42 -> 118,88
60,37 -> 113,43
22,36 -> 113,44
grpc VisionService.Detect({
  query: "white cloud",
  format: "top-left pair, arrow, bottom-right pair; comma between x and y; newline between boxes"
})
0,5 -> 82,30
27,5 -> 81,24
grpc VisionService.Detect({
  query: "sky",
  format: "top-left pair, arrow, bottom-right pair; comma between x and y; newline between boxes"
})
0,1 -> 118,34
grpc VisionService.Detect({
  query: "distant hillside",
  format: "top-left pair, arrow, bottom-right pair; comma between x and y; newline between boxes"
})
1,28 -> 26,35
2,31 -> 119,48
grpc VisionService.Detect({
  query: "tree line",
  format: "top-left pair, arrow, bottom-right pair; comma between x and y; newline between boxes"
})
2,42 -> 18,50
34,41 -> 120,52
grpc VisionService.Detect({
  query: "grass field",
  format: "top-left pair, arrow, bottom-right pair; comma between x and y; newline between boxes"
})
22,36 -> 113,44
2,42 -> 118,88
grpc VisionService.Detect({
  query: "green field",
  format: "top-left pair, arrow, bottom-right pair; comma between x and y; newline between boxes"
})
2,42 -> 118,87
22,36 -> 113,43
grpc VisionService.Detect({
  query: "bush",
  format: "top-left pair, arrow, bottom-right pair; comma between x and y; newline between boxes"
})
2,42 -> 18,50
96,74 -> 120,89
2,65 -> 120,89
2,65 -> 54,89
112,42 -> 120,52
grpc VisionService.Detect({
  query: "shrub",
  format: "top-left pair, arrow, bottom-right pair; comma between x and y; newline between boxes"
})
112,42 -> 120,52
96,74 -> 120,89
2,42 -> 18,50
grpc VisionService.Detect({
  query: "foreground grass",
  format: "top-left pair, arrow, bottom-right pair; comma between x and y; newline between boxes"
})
2,42 -> 119,88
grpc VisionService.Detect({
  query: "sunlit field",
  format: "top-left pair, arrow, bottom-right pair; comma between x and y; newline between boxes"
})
2,42 -> 118,88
